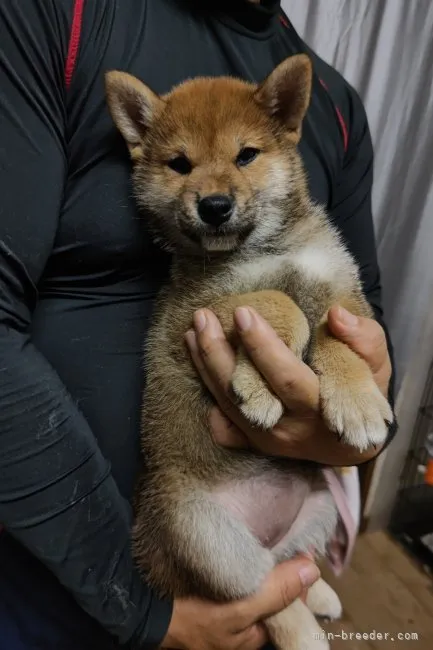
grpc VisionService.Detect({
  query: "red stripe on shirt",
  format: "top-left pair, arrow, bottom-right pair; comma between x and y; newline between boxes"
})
319,78 -> 349,153
65,0 -> 85,90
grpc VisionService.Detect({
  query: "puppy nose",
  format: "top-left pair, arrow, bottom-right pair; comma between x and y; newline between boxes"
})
198,194 -> 234,227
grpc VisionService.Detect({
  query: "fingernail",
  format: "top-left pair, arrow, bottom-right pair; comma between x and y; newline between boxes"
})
235,307 -> 252,332
337,306 -> 358,328
298,564 -> 320,588
193,310 -> 207,332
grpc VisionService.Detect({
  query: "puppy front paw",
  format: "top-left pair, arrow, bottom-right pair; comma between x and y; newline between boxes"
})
232,355 -> 283,430
320,373 -> 393,451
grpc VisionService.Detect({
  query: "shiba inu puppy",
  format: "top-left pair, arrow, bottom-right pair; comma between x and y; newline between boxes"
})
106,54 -> 393,650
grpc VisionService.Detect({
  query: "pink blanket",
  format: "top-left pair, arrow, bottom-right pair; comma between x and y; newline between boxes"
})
323,466 -> 360,575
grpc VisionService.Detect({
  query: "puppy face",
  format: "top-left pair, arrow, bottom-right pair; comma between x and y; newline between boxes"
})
106,55 -> 312,254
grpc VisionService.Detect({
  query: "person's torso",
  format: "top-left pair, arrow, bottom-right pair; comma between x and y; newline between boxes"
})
31,0 -> 347,499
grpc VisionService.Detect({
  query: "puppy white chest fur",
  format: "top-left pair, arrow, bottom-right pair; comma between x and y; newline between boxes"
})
230,243 -> 339,292
290,246 -> 336,282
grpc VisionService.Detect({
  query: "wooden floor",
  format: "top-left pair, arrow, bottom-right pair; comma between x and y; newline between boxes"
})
319,532 -> 433,649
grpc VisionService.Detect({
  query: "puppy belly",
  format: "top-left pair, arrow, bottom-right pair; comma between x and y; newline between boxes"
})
211,472 -> 311,549
272,488 -> 338,559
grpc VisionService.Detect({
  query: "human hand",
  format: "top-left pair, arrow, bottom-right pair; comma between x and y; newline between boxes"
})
185,305 -> 392,465
161,557 -> 319,649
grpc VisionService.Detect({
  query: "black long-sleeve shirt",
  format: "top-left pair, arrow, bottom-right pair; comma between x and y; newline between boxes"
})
0,1 -> 396,648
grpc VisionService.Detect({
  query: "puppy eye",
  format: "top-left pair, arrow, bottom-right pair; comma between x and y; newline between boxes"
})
167,155 -> 192,175
236,147 -> 260,167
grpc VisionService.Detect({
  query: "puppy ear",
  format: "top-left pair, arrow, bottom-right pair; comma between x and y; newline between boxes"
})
254,54 -> 313,142
105,71 -> 163,157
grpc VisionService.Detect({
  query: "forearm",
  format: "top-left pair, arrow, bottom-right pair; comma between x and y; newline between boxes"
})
0,331 -> 172,647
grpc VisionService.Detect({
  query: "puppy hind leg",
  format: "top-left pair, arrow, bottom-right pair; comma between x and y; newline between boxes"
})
265,598 -> 329,650
306,577 -> 342,621
172,495 -> 274,599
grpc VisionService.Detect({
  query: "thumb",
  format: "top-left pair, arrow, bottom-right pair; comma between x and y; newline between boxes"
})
237,558 -> 320,627
327,305 -> 388,374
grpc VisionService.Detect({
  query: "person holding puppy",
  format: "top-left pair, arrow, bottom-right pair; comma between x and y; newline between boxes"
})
0,1 -> 395,649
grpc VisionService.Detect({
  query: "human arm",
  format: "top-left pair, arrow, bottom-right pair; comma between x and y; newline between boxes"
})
0,2 -> 171,645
